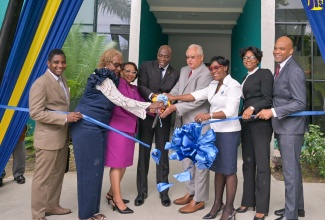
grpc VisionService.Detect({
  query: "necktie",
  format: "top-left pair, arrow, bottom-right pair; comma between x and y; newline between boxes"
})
275,64 -> 281,78
160,67 -> 165,79
188,70 -> 192,78
58,77 -> 68,100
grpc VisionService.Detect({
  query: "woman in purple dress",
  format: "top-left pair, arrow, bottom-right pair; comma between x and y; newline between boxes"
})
105,62 -> 144,214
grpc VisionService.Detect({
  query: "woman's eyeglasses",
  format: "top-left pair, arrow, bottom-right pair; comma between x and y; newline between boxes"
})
109,61 -> 123,68
208,65 -> 223,71
243,56 -> 256,61
124,69 -> 137,75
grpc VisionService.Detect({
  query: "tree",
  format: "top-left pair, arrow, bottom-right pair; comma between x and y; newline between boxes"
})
62,24 -> 116,109
98,0 -> 131,21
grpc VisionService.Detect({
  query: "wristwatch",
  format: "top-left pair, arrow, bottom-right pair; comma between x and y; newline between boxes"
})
249,106 -> 255,111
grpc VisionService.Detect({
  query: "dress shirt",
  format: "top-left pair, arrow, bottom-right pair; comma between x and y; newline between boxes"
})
160,64 -> 169,78
241,67 -> 259,98
191,74 -> 241,132
271,55 -> 292,117
96,78 -> 151,120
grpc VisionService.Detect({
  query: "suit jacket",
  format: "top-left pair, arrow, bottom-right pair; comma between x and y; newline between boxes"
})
170,63 -> 213,129
137,60 -> 180,102
272,57 -> 308,134
109,78 -> 144,134
242,68 -> 274,118
29,70 -> 70,150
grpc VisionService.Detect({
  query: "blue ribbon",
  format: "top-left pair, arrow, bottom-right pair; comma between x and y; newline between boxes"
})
165,122 -> 218,170
156,94 -> 169,105
0,105 -> 151,148
157,182 -> 174,192
202,111 -> 325,126
173,170 -> 191,182
151,148 -> 161,165
155,94 -> 169,128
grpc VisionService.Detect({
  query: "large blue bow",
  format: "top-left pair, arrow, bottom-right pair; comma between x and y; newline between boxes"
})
165,122 -> 218,170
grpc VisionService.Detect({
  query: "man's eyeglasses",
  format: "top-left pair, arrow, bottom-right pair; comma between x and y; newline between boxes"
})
208,65 -> 223,71
109,61 -> 123,68
186,55 -> 201,60
124,69 -> 137,75
243,56 -> 256,61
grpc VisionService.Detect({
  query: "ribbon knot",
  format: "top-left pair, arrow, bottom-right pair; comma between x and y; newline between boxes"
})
165,122 -> 218,170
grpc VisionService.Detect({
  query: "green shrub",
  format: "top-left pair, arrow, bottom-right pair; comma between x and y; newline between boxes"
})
301,124 -> 325,178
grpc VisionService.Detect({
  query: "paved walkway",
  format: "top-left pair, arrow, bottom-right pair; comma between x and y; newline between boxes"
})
1,144 -> 324,220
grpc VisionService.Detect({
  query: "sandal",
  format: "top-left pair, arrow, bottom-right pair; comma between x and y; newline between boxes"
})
92,213 -> 106,220
106,192 -> 130,204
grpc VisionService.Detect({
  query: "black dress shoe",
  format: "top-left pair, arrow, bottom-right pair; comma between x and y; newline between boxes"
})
274,208 -> 305,217
14,175 -> 25,184
160,194 -> 171,207
236,206 -> 255,213
253,215 -> 265,220
134,193 -> 148,206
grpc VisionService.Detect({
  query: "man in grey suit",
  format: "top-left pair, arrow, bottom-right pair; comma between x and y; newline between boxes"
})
161,44 -> 213,213
256,36 -> 308,220
29,49 -> 82,220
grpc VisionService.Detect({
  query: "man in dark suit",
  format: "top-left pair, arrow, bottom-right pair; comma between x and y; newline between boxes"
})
135,45 -> 180,207
29,49 -> 82,220
256,36 -> 308,220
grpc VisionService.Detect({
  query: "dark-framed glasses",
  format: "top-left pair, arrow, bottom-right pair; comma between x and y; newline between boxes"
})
124,69 -> 137,75
208,65 -> 223,71
109,61 -> 123,68
243,56 -> 256,61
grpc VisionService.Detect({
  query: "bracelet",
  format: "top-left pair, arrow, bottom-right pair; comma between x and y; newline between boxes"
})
210,113 -> 213,119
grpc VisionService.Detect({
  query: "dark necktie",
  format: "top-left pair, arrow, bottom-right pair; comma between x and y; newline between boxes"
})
160,67 -> 165,79
188,70 -> 192,78
275,64 -> 281,78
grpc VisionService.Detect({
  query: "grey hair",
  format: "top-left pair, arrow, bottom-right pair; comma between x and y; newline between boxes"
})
187,44 -> 204,55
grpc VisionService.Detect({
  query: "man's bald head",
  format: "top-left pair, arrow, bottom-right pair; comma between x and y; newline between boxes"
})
273,36 -> 294,63
157,45 -> 172,68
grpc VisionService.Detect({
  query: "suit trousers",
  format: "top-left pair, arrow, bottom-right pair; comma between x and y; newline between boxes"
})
71,121 -> 107,219
240,120 -> 272,214
31,147 -> 68,218
12,141 -> 26,178
277,134 -> 304,219
183,158 -> 209,202
1,140 -> 26,178
136,114 -> 171,195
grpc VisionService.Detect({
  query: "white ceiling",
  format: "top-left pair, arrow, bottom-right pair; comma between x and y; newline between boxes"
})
146,0 -> 247,35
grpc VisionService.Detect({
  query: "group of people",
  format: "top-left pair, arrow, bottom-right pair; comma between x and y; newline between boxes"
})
28,35 -> 307,220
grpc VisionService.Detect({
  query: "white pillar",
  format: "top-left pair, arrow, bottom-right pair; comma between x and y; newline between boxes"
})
129,0 -> 141,65
261,0 -> 276,156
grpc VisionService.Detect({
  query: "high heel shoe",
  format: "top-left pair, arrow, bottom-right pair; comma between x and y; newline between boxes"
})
203,203 -> 224,219
235,206 -> 255,213
220,209 -> 236,220
111,200 -> 134,214
106,192 -> 130,204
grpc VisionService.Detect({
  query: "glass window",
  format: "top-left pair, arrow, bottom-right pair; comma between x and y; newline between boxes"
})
313,82 -> 325,132
275,0 -> 325,132
73,0 -> 131,60
275,24 -> 312,79
313,37 -> 325,80
275,0 -> 308,22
